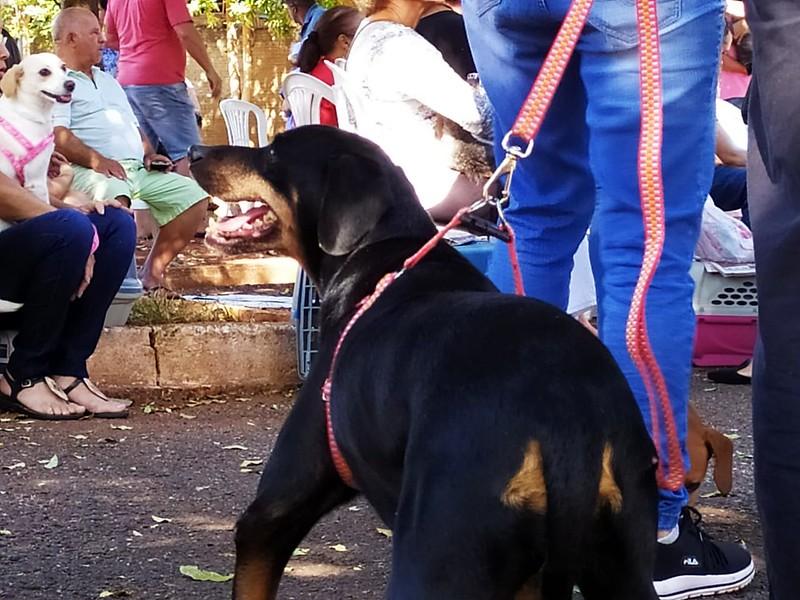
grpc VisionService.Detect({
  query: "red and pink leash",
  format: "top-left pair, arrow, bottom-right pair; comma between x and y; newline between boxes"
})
324,0 -> 684,492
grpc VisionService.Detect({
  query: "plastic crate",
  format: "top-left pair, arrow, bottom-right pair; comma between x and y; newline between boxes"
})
293,268 -> 321,380
693,315 -> 757,367
690,261 -> 758,316
292,240 -> 493,380
690,261 -> 758,367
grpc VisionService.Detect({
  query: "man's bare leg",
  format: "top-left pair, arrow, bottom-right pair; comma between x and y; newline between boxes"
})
139,198 -> 209,290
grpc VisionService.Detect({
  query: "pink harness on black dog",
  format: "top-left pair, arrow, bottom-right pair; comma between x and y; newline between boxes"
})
0,114 -> 54,186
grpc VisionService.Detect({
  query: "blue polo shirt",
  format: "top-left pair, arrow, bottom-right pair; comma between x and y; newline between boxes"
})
52,66 -> 144,162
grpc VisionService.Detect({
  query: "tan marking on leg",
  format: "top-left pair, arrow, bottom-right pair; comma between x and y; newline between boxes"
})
233,557 -> 278,600
502,441 -> 547,514
515,572 -> 543,600
598,444 -> 623,513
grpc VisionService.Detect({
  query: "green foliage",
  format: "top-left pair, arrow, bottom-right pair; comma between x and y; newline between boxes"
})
189,0 -> 297,40
1,0 -> 61,54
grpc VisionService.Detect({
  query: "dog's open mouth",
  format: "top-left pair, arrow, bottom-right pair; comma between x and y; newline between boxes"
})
206,202 -> 277,248
41,90 -> 73,103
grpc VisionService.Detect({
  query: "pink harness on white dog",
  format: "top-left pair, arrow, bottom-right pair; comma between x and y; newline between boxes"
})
0,114 -> 99,255
0,114 -> 54,186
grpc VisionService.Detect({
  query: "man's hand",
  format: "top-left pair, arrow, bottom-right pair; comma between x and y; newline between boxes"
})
48,151 -> 69,178
74,198 -> 134,216
74,254 -> 95,300
92,156 -> 127,180
144,153 -> 174,172
206,68 -> 223,99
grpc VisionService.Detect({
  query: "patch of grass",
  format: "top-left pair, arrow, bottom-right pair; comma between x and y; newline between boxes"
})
128,294 -> 240,326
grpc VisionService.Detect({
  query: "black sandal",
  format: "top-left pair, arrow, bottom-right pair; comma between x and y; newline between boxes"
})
61,377 -> 130,419
0,372 -> 86,421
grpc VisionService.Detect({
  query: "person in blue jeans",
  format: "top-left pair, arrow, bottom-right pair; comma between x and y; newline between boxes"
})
463,0 -> 754,596
0,171 -> 135,420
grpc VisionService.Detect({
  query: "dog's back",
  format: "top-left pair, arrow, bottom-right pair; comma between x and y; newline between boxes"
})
320,244 -> 658,598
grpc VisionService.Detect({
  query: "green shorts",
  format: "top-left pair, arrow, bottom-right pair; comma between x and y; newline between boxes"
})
70,159 -> 208,226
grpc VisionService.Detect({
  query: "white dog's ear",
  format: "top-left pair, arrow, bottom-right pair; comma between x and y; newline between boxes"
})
0,65 -> 24,98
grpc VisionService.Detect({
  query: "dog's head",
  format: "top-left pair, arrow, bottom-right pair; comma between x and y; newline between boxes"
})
189,126 -> 436,279
0,53 -> 75,105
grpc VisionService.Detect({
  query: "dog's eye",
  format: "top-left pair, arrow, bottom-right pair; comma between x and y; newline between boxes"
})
38,68 -> 51,77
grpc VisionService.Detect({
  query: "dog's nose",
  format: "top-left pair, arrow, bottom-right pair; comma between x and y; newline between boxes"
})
64,79 -> 75,92
189,145 -> 209,164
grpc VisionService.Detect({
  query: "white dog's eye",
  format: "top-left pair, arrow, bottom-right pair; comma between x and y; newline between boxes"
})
39,68 -> 52,77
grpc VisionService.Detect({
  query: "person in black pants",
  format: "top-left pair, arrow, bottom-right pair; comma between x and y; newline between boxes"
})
745,0 -> 800,597
0,171 -> 135,420
416,0 -> 476,81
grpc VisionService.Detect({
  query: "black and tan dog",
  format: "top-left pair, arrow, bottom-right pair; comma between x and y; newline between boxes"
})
189,127 -> 659,600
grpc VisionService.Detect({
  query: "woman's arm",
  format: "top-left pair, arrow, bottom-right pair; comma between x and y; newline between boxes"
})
0,172 -> 55,222
374,28 -> 490,136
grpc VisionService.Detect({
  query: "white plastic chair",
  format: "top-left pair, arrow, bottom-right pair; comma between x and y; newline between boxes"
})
219,98 -> 270,147
324,59 -> 375,136
281,72 -> 337,127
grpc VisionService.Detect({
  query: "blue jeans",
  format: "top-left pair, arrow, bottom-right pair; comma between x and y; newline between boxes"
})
0,209 -> 136,380
464,0 -> 723,530
124,82 -> 201,162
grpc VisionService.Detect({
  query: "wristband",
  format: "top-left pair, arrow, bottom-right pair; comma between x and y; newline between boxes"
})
90,224 -> 100,255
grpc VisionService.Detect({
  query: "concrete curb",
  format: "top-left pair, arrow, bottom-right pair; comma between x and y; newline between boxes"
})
88,321 -> 300,393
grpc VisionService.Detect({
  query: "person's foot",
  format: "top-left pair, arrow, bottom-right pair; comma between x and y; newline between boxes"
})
54,376 -> 129,417
654,507 -> 755,600
707,359 -> 752,385
0,374 -> 86,418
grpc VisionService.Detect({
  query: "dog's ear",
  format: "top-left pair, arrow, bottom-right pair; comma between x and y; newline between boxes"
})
0,65 -> 24,98
705,428 -> 734,495
318,154 -> 391,256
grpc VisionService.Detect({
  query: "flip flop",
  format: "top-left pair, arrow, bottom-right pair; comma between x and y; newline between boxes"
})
0,373 -> 86,421
61,377 -> 130,419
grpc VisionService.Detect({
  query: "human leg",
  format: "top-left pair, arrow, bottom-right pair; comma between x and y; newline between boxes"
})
746,0 -> 800,595
124,83 -> 202,177
47,207 -> 136,416
581,0 -> 753,595
0,211 -> 96,417
129,165 -> 209,289
463,0 -> 596,307
710,164 -> 749,227
580,0 -> 723,533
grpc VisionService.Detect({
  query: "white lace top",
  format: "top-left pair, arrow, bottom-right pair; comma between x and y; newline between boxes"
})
345,20 -> 491,209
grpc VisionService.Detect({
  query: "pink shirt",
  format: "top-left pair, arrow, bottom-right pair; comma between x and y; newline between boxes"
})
105,0 -> 193,86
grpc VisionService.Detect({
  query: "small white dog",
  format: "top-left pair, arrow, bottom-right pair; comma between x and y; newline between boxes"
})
0,52 -> 74,203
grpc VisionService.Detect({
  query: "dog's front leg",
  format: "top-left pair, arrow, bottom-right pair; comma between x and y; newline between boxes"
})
232,389 -> 356,600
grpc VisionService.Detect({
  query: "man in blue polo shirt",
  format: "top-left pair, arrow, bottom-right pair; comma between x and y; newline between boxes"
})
51,7 -> 209,293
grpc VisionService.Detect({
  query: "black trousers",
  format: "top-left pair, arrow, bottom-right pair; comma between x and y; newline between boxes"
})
746,0 -> 800,597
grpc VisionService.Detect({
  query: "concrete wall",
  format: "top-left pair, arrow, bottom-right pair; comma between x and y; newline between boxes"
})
186,22 -> 293,147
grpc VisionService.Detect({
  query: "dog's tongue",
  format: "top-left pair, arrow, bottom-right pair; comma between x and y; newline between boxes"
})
216,205 -> 273,233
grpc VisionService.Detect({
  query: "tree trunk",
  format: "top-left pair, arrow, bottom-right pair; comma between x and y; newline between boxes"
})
241,22 -> 254,103
226,21 -> 241,99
